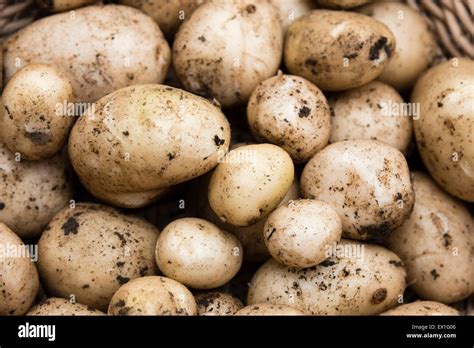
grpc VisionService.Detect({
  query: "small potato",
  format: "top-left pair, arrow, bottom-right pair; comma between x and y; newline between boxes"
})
0,222 -> 39,315
195,292 -> 243,316
389,172 -> 473,303
381,301 -> 460,316
38,203 -> 159,311
108,276 -> 196,316
317,0 -> 373,9
247,73 -> 331,163
155,218 -> 243,289
301,140 -> 414,241
328,81 -> 413,154
264,199 -> 342,268
285,10 -> 396,91
235,303 -> 305,316
173,0 -> 283,107
0,143 -> 73,239
269,0 -> 316,32
27,298 -> 105,316
36,0 -> 95,12
209,144 -> 294,227
1,64 -> 75,160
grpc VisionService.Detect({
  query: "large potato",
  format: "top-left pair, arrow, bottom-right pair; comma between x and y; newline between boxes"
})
173,0 -> 283,107
248,240 -> 406,315
412,58 -> 474,202
27,297 -> 105,316
285,10 -> 396,91
3,5 -> 170,103
381,301 -> 460,316
69,84 -> 230,208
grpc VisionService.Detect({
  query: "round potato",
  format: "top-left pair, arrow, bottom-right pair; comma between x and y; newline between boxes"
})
389,172 -> 473,303
36,0 -> 95,12
27,298 -> 105,316
328,81 -> 413,154
248,240 -> 407,315
1,64 -> 75,160
301,140 -> 414,241
235,303 -> 305,316
156,218 -> 243,289
108,276 -> 196,316
173,0 -> 283,107
0,143 -> 73,239
38,203 -> 159,311
247,73 -> 331,163
269,0 -> 315,31
69,84 -> 230,208
381,301 -> 460,316
195,292 -> 243,316
3,5 -> 170,102
412,58 -> 474,202
285,10 -> 396,91
209,144 -> 294,227
264,199 -> 342,268
0,222 -> 39,315
317,0 -> 373,9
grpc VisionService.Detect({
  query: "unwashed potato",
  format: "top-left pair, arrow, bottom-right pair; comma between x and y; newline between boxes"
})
69,84 -> 230,208
155,218 -> 243,289
3,5 -> 170,102
1,64 -> 76,160
358,2 -> 437,91
301,140 -> 414,241
389,172 -> 473,303
173,0 -> 283,107
0,222 -> 39,315
248,240 -> 407,315
247,73 -> 331,163
235,303 -> 305,315
108,276 -> 197,316
36,0 -> 95,12
0,143 -> 73,239
27,298 -> 105,316
38,203 -> 159,311
317,0 -> 373,9
209,144 -> 294,227
381,301 -> 460,316
285,10 -> 396,91
328,80 -> 413,154
195,292 -> 243,316
269,0 -> 316,32
412,58 -> 474,202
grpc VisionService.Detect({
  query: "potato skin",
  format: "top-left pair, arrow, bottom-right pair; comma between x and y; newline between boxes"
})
195,292 -> 243,316
1,64 -> 75,160
381,301 -> 460,316
0,222 -> 39,315
317,0 -> 373,9
285,10 -> 396,91
36,0 -> 95,12
3,5 -> 170,103
155,218 -> 243,289
389,172 -> 473,303
301,140 -> 414,241
108,276 -> 197,316
27,298 -> 105,316
269,0 -> 315,31
248,240 -> 406,315
247,73 -> 331,163
235,303 -> 305,315
38,203 -> 159,311
173,0 -> 283,107
411,58 -> 474,202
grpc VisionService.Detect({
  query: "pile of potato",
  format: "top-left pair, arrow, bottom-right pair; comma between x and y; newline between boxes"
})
0,0 -> 472,316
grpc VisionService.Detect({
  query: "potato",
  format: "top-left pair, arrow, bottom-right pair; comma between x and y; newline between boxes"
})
285,10 -> 396,91
0,64 -> 76,160
264,199 -> 342,268
209,144 -> 294,227
195,292 -> 243,316
301,140 -> 414,241
358,2 -> 437,91
388,172 -> 473,303
69,84 -> 230,208
328,81 -> 413,154
36,0 -> 95,12
38,203 -> 159,311
412,58 -> 474,202
269,0 -> 315,32
247,73 -> 331,163
173,0 -> 283,107
0,143 -> 73,239
381,301 -> 460,316
155,218 -> 243,289
317,0 -> 373,9
248,240 -> 406,315
108,276 -> 196,315
3,5 -> 170,103
0,222 -> 39,315
235,303 -> 305,316
27,298 -> 105,316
